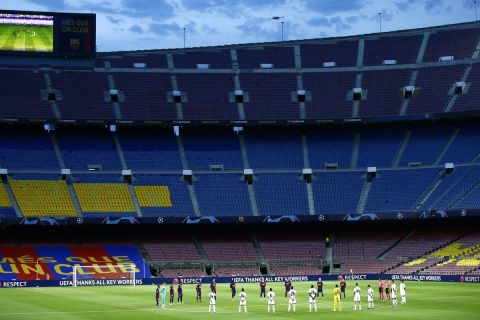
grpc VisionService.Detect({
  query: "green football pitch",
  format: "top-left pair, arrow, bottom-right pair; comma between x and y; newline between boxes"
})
0,281 -> 479,320
0,25 -> 53,52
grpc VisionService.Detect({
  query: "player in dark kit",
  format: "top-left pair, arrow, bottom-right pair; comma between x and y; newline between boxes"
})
284,278 -> 292,298
317,277 -> 324,299
169,285 -> 175,305
155,284 -> 160,307
230,280 -> 237,299
210,279 -> 217,300
340,279 -> 346,299
210,279 -> 217,294
196,282 -> 202,302
177,283 -> 183,303
378,278 -> 384,300
260,278 -> 266,298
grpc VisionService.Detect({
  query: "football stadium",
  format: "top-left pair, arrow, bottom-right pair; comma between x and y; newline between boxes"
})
0,5 -> 479,320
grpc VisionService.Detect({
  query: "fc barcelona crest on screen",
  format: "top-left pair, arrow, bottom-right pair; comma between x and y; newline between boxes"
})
70,38 -> 81,50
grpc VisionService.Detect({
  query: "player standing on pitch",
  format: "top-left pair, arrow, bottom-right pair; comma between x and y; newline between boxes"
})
160,282 -> 167,309
230,279 -> 236,300
209,289 -> 216,313
284,278 -> 292,298
317,277 -> 324,299
386,279 -> 391,300
400,280 -> 406,304
308,284 -> 318,312
196,282 -> 202,302
267,288 -> 276,313
340,278 -> 347,299
333,284 -> 342,311
210,279 -> 217,295
239,288 -> 248,313
260,278 -> 266,298
353,283 -> 362,311
155,284 -> 160,307
169,285 -> 175,305
378,278 -> 384,300
391,280 -> 398,306
367,285 -> 375,309
177,283 -> 183,303
288,286 -> 297,313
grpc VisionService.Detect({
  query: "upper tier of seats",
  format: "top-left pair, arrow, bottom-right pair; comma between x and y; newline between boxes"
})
3,123 -> 480,172
1,23 -> 479,122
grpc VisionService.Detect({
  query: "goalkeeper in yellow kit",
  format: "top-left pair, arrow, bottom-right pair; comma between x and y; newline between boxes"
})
333,284 -> 342,311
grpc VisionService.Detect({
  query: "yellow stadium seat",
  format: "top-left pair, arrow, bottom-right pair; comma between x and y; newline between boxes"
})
432,243 -> 463,257
457,259 -> 480,267
10,180 -> 77,217
404,258 -> 427,267
433,242 -> 480,258
0,184 -> 12,207
134,186 -> 172,207
436,258 -> 456,266
74,183 -> 135,213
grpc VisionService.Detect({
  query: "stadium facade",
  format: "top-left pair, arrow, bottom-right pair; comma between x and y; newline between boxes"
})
0,20 -> 479,282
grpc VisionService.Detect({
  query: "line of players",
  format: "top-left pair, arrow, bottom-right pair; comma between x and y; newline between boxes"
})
155,277 -> 407,312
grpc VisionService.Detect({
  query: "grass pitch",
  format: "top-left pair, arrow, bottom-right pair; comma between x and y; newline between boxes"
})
0,25 -> 53,52
0,280 -> 478,319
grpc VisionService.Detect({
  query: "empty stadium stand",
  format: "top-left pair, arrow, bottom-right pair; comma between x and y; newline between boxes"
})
0,183 -> 15,218
142,239 -> 202,263
1,121 -> 480,218
10,178 -> 77,217
56,127 -> 122,171
0,126 -> 59,170
199,235 -> 257,263
0,243 -> 149,281
1,23 -> 478,122
258,235 -> 326,261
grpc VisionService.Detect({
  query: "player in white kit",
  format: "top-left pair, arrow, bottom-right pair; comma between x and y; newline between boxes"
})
288,286 -> 297,313
367,284 -> 375,309
400,280 -> 406,304
267,288 -> 276,313
391,280 -> 398,306
209,290 -> 216,313
353,283 -> 362,310
308,285 -> 318,312
239,288 -> 247,313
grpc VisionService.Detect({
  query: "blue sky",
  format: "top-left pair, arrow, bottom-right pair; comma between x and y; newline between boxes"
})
4,0 -> 478,51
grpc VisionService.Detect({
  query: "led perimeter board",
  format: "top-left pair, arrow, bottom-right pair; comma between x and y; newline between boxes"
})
0,10 -> 95,58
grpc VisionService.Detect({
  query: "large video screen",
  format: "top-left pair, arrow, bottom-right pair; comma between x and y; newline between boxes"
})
0,10 -> 95,58
0,13 -> 54,52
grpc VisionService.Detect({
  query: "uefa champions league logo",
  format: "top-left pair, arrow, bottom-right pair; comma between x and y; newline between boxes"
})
397,212 -> 404,219
76,217 -> 83,224
318,215 -> 325,222
157,217 -> 164,224
461,209 -> 467,217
